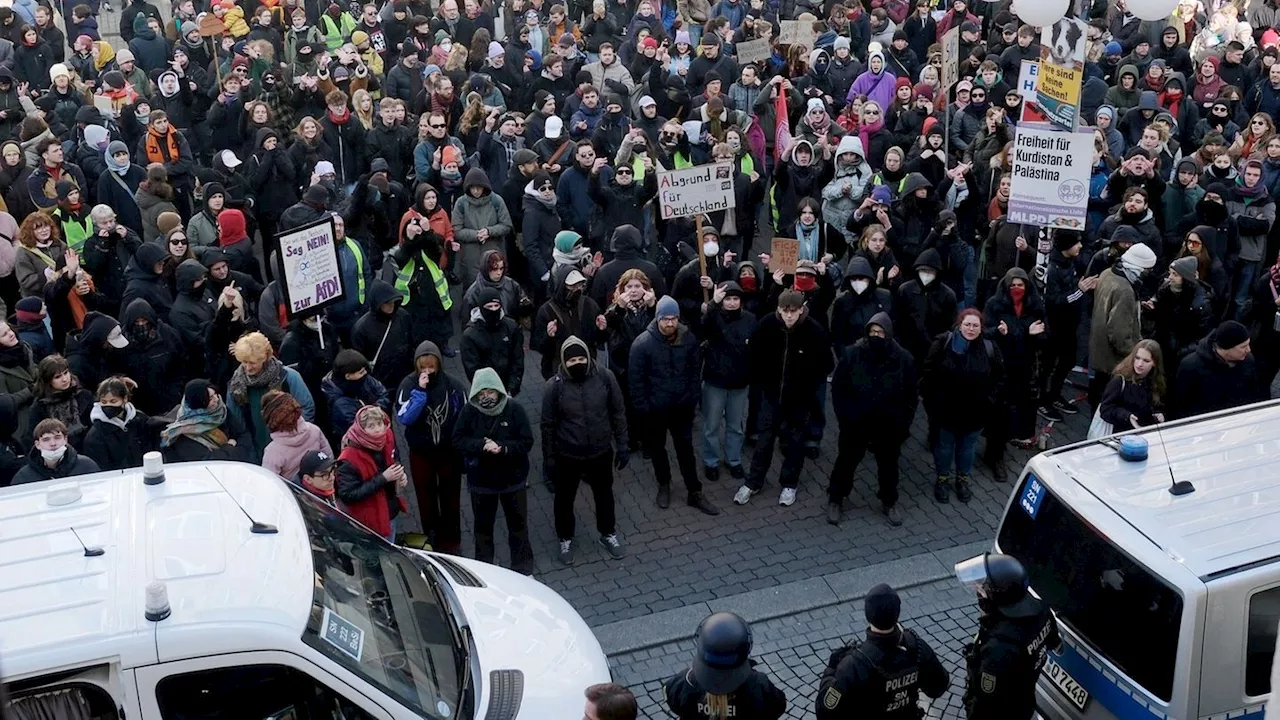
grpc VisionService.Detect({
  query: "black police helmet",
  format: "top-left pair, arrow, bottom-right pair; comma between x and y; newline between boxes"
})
692,612 -> 753,694
984,554 -> 1039,618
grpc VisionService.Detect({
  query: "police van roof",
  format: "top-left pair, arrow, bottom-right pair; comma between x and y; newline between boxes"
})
0,462 -> 314,681
1042,400 -> 1280,580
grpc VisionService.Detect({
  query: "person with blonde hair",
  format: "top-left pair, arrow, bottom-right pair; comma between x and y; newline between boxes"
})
227,331 -> 315,460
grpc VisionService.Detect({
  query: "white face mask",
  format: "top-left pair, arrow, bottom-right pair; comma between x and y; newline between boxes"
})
703,241 -> 719,258
851,279 -> 870,294
918,270 -> 936,286
40,444 -> 67,463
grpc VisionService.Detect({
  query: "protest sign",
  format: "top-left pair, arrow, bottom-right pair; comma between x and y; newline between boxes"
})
276,216 -> 346,318
657,164 -> 737,219
940,27 -> 959,91
1007,122 -> 1093,231
778,20 -> 816,47
1037,17 -> 1087,130
1018,60 -> 1039,100
736,38 -> 772,64
770,238 -> 800,275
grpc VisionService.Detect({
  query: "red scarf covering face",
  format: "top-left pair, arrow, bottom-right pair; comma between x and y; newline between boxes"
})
1160,87 -> 1182,117
1009,284 -> 1025,317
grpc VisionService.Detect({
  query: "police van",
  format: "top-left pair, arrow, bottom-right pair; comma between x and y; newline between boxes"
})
991,401 -> 1280,720
0,459 -> 610,719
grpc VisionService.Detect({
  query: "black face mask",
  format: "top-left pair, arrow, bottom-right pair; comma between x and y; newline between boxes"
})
129,323 -> 155,343
481,305 -> 503,326
565,361 -> 588,380
476,394 -> 501,409
1198,198 -> 1226,222
101,405 -> 125,418
565,286 -> 583,302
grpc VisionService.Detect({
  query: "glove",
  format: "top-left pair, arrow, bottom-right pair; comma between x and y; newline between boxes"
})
614,450 -> 630,470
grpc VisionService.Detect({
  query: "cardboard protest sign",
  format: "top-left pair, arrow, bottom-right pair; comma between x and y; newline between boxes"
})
1037,17 -> 1087,130
657,164 -> 737,220
770,238 -> 800,275
736,38 -> 772,64
276,216 -> 346,318
778,20 -> 816,47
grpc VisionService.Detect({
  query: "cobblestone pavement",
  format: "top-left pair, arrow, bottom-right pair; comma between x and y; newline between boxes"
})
614,579 -> 981,720
406,345 -> 1095,629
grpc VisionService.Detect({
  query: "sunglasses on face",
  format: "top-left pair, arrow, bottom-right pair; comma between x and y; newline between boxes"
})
615,168 -> 633,175
863,109 -> 880,115
430,123 -> 446,129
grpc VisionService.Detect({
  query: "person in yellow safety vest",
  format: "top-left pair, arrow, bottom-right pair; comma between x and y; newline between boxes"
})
385,216 -> 456,355
327,214 -> 375,342
51,181 -> 93,254
320,3 -> 357,51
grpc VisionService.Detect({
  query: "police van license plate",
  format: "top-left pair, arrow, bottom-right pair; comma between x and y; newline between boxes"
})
1045,658 -> 1090,711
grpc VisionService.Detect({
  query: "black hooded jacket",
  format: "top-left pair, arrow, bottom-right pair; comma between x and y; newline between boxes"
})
82,225 -> 144,313
590,224 -> 668,307
460,286 -> 525,396
118,298 -> 186,414
120,242 -> 174,321
350,279 -> 415,391
832,311 -> 917,441
895,248 -> 958,362
831,256 -> 895,350
167,258 -> 215,361
981,267 -> 1046,375
63,312 -> 129,403
533,265 -> 604,379
1173,332 -> 1268,419
247,127 -> 298,216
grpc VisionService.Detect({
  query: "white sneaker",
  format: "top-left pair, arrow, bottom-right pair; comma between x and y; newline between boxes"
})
779,488 -> 797,506
733,485 -> 755,505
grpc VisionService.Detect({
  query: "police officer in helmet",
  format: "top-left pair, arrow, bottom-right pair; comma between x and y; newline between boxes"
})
664,612 -> 787,720
958,553 -> 1062,720
816,583 -> 949,719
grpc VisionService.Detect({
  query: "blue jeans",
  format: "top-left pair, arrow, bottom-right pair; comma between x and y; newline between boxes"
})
933,428 -> 981,476
701,384 -> 747,468
1234,260 -> 1260,321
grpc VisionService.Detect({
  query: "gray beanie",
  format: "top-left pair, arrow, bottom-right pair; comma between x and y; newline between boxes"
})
1171,256 -> 1198,282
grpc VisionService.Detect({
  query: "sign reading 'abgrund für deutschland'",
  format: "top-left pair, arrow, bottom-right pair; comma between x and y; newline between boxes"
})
657,164 -> 737,220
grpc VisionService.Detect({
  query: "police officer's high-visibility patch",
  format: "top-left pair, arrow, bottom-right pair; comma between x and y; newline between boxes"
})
981,672 -> 997,694
823,688 -> 842,709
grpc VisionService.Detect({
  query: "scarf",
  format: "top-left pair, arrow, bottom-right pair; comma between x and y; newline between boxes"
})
227,356 -> 286,404
795,221 -> 820,261
858,118 -> 883,162
988,195 -> 1008,221
1236,177 -> 1267,200
1159,88 -> 1182,117
1145,73 -> 1166,93
0,341 -> 27,368
67,272 -> 94,328
144,127 -> 181,166
553,243 -> 589,267
949,331 -> 969,354
160,399 -> 229,448
808,111 -> 830,135
342,407 -> 389,451
327,106 -> 350,125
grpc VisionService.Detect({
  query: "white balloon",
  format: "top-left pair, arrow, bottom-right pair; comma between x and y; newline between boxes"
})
1126,0 -> 1179,21
1012,0 -> 1068,28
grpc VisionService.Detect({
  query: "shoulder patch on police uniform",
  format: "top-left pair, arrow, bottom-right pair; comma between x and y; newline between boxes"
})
823,687 -> 842,709
981,672 -> 997,694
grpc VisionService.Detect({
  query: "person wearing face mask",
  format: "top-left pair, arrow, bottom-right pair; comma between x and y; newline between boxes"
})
534,265 -> 605,378
671,225 -> 736,328
350,279 -> 414,391
81,376 -> 151,472
395,340 -> 467,553
12,417 -> 99,484
826,312 -> 915,526
734,289 -> 833,507
980,268 -> 1046,471
321,349 -> 391,442
452,367 -> 536,573
461,287 -> 525,395
1088,242 -> 1156,409
830,255 -> 894,350
116,298 -> 185,415
543,333 -> 629,563
895,249 -> 957,368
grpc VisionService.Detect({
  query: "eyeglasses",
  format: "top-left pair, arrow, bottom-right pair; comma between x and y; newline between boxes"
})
170,239 -> 188,245
1254,120 -> 1268,126
615,168 -> 633,175
429,123 -> 446,129
1185,239 -> 1203,247
863,109 -> 880,116
971,93 -> 986,99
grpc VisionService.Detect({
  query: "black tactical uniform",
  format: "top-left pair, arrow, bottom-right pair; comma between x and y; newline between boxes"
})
817,626 -> 950,719
961,554 -> 1062,720
665,665 -> 788,719
665,612 -> 787,720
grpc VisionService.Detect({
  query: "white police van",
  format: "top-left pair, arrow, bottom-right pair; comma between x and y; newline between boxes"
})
0,459 -> 610,719
992,401 -> 1280,720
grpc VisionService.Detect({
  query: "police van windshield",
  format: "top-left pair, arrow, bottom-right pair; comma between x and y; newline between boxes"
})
288,482 -> 467,719
997,474 -> 1183,702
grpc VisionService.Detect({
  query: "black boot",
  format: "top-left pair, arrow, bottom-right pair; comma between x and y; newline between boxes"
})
955,473 -> 973,503
934,473 -> 952,504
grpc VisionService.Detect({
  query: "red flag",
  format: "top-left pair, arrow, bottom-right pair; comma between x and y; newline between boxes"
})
774,87 -> 792,164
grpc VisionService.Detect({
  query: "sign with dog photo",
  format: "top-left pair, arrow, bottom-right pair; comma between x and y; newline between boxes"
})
1038,17 -> 1087,131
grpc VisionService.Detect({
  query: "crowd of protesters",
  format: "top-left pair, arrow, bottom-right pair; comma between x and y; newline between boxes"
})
0,0 -> 1273,584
